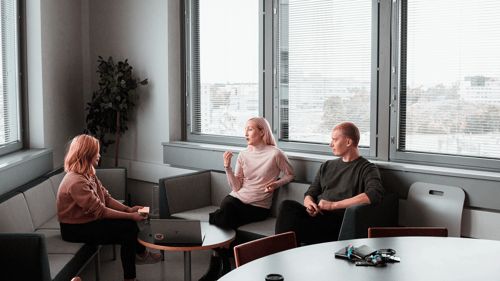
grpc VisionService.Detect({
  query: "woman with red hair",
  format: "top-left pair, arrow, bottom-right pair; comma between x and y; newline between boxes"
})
199,117 -> 295,281
56,134 -> 162,281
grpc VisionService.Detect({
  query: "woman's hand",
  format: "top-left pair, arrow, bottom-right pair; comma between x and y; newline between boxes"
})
129,206 -> 144,213
130,212 -> 146,222
223,151 -> 234,167
263,182 -> 278,193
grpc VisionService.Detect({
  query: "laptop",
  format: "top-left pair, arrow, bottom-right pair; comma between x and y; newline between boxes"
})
149,219 -> 205,246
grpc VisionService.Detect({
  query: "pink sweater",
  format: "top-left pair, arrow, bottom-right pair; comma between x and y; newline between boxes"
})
57,172 -> 131,224
225,144 -> 295,209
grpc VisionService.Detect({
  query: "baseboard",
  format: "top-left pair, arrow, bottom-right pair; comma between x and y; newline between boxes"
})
399,199 -> 500,240
100,156 -> 196,183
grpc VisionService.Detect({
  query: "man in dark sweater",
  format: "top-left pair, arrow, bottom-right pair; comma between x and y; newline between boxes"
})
275,122 -> 385,245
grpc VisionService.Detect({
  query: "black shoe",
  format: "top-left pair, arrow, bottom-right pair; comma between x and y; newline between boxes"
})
199,255 -> 222,281
218,248 -> 231,276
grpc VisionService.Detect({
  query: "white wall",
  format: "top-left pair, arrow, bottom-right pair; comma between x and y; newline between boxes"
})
27,0 -> 85,168
86,0 -> 180,167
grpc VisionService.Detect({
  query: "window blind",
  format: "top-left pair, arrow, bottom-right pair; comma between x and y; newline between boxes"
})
190,0 -> 259,137
0,0 -> 20,150
278,0 -> 372,146
398,0 -> 500,159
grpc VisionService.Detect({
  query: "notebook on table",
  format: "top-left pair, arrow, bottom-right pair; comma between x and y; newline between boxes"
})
149,219 -> 205,246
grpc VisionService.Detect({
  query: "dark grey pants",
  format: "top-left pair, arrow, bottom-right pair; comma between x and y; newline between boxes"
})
275,199 -> 344,245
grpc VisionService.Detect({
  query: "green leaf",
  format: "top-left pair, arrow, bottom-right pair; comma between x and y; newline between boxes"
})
117,96 -> 121,101
128,89 -> 136,96
140,79 -> 149,85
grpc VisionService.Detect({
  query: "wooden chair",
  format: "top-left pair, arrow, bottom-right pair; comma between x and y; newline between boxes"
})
233,231 -> 297,268
71,277 -> 82,281
368,227 -> 448,238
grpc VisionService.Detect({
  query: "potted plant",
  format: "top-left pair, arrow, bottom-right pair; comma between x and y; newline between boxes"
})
84,56 -> 148,166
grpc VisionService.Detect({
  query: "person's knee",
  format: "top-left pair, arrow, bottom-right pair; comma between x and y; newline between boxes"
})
278,199 -> 299,213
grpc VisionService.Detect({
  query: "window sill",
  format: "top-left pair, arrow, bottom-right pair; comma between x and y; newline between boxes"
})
163,141 -> 500,182
0,149 -> 54,196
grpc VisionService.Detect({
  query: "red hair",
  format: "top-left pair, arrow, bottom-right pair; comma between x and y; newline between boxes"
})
64,134 -> 99,175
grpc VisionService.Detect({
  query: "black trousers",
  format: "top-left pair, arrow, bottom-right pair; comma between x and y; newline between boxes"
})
60,218 -> 146,279
275,200 -> 345,245
209,195 -> 270,230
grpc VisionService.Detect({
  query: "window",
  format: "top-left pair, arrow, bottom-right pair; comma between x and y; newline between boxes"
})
275,0 -> 376,154
186,0 -> 260,145
392,0 -> 500,169
184,0 -> 500,171
0,0 -> 22,156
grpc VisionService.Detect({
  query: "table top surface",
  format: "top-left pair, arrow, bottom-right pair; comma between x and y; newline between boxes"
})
219,236 -> 500,281
137,222 -> 235,251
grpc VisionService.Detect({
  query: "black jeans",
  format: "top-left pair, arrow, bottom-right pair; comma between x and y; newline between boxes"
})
209,195 -> 270,230
275,200 -> 345,245
60,218 -> 146,279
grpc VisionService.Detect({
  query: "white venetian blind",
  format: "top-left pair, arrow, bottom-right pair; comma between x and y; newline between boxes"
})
0,0 -> 20,151
398,0 -> 500,159
190,0 -> 259,137
278,0 -> 372,146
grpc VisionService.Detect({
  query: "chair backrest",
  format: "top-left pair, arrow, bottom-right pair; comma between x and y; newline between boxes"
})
71,277 -> 82,281
368,227 -> 448,238
234,231 -> 297,268
405,182 -> 465,237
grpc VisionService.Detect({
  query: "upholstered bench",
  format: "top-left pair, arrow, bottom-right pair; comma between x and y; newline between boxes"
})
0,167 -> 127,281
159,170 -> 398,246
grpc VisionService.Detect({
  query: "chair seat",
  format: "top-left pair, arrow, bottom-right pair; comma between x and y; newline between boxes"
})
35,229 -> 85,254
37,215 -> 60,230
237,217 -> 276,237
172,206 -> 219,221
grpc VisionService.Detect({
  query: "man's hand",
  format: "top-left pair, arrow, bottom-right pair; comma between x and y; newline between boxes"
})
318,199 -> 337,212
304,196 -> 323,217
263,182 -> 277,193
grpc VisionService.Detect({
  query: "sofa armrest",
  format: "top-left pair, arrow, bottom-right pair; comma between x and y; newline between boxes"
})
338,192 -> 399,241
159,171 -> 212,219
0,232 -> 51,281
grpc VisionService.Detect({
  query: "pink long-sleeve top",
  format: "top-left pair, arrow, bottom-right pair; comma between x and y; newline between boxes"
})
225,144 -> 295,209
57,172 -> 131,224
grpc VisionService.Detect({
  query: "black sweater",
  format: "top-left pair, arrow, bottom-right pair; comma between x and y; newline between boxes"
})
304,156 -> 385,206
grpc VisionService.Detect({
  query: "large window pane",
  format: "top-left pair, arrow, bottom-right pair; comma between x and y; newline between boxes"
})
0,0 -> 21,155
278,0 -> 372,146
189,0 -> 259,138
398,0 -> 500,159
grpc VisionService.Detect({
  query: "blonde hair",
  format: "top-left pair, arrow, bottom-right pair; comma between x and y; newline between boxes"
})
64,134 -> 99,175
248,117 -> 276,146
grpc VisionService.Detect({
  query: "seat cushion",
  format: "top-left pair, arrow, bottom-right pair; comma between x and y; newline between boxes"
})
35,229 -> 85,254
48,171 -> 67,197
172,205 -> 220,221
0,193 -> 35,232
237,217 -> 277,237
37,215 -> 60,230
22,180 -> 57,229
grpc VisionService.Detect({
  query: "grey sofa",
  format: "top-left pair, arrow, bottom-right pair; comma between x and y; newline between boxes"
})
0,167 -> 127,281
159,170 -> 398,246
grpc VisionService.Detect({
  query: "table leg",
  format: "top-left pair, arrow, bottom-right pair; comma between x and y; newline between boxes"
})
184,251 -> 191,281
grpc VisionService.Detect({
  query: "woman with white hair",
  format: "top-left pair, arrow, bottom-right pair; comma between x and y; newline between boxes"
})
199,117 -> 295,281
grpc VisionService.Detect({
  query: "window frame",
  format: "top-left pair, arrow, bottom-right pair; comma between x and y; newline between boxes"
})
0,0 -> 24,157
184,0 -> 265,146
183,0 -> 500,172
271,0 -> 379,157
389,0 -> 500,171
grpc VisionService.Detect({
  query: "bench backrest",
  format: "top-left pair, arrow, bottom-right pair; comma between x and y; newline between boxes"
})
270,181 -> 309,218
